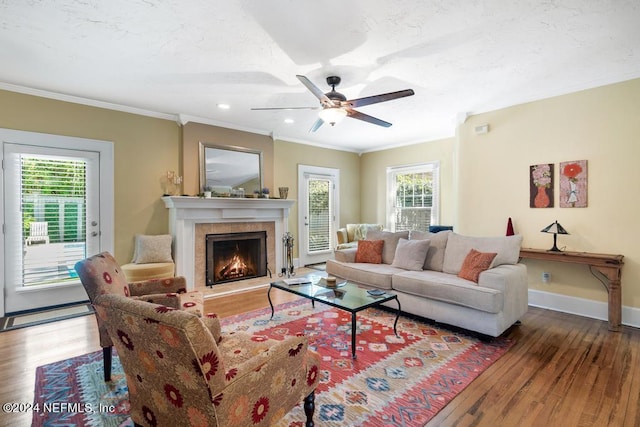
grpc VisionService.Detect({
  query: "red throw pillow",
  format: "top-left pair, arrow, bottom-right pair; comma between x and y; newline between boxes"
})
458,248 -> 497,283
355,240 -> 384,264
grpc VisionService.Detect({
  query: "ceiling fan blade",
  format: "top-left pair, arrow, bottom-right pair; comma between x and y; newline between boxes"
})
296,75 -> 336,107
346,89 -> 415,108
309,118 -> 324,132
346,109 -> 392,127
251,106 -> 319,110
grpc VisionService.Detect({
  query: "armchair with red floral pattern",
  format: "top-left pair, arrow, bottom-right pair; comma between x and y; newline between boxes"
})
94,293 -> 321,426
75,251 -> 206,381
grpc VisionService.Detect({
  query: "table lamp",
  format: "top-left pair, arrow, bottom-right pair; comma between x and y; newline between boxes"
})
541,220 -> 569,252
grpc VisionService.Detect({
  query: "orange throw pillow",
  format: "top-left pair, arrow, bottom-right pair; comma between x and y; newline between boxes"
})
458,249 -> 497,283
355,240 -> 384,264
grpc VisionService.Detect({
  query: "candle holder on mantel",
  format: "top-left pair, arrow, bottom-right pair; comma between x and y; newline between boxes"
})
279,187 -> 289,199
165,171 -> 183,196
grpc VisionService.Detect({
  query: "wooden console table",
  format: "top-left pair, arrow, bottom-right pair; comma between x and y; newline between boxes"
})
519,248 -> 624,331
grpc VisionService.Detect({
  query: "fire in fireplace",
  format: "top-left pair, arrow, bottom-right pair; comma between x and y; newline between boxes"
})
205,231 -> 267,286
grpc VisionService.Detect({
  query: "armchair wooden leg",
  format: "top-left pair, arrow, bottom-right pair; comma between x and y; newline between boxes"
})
103,346 -> 112,382
304,391 -> 315,427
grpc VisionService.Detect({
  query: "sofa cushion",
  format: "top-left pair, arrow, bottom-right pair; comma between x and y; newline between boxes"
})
336,228 -> 348,245
409,230 -> 451,271
391,238 -> 430,271
336,242 -> 357,250
346,224 -> 360,242
443,233 -> 523,275
326,260 -> 404,290
357,224 -> 383,241
334,247 -> 357,263
366,230 -> 409,265
458,249 -> 497,283
355,240 -> 384,264
346,223 -> 383,242
392,270 -> 503,314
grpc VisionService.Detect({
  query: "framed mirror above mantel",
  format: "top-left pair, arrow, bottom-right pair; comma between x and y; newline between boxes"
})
181,122 -> 274,196
199,143 -> 263,196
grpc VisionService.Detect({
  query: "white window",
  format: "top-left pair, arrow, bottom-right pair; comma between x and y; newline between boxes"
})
387,162 -> 440,232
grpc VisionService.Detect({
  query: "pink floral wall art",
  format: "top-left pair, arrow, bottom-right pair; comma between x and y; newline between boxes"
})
530,163 -> 554,208
560,160 -> 588,207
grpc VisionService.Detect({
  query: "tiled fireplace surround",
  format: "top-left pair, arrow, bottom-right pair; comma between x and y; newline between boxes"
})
162,196 -> 295,291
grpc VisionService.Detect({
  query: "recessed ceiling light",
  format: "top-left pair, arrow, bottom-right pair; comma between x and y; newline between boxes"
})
284,118 -> 294,124
217,103 -> 230,110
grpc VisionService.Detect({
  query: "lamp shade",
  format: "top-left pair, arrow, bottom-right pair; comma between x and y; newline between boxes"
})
541,221 -> 569,235
318,107 -> 347,125
541,220 -> 569,251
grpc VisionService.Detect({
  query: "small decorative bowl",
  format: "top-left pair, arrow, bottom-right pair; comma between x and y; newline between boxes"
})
325,276 -> 337,288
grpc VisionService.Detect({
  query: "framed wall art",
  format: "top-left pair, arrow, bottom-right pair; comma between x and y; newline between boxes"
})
559,160 -> 587,208
530,163 -> 554,208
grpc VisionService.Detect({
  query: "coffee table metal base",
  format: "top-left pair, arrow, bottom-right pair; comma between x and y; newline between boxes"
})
268,284 -> 401,359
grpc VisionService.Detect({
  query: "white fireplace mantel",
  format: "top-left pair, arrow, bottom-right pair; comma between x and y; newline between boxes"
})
162,196 -> 295,290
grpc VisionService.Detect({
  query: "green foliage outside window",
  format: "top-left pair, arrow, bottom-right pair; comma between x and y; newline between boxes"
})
395,172 -> 433,207
21,156 -> 86,243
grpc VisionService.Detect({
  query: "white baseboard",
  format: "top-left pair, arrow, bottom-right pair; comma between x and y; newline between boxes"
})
528,289 -> 640,329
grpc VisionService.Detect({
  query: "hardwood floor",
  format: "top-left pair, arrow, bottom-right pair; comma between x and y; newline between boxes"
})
1,288 -> 638,427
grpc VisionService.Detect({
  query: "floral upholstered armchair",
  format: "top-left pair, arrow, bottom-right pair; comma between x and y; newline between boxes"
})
75,252 -> 205,381
94,293 -> 321,426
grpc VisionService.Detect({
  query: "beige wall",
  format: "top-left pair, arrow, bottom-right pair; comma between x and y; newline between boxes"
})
0,90 -> 180,264
359,138 -> 456,227
181,122 -> 274,195
455,78 -> 640,308
3,77 -> 639,312
273,140 -> 361,257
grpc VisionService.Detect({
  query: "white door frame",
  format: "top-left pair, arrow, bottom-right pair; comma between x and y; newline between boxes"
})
297,165 -> 339,266
0,128 -> 114,316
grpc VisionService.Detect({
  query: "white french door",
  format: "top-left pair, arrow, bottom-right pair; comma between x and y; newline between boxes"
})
297,165 -> 339,267
1,129 -> 114,316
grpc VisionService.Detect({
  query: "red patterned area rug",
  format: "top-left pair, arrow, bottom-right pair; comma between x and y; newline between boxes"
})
33,299 -> 513,426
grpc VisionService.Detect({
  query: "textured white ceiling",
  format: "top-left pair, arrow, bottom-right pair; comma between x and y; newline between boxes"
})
1,1 -> 639,152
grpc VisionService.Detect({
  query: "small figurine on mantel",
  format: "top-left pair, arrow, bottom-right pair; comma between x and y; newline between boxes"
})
261,188 -> 270,199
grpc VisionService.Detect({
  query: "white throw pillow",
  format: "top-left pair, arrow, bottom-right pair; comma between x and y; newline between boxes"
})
133,234 -> 173,264
366,230 -> 410,264
391,238 -> 431,271
410,230 -> 452,271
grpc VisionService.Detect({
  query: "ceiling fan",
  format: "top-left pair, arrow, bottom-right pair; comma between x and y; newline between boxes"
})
251,75 -> 415,132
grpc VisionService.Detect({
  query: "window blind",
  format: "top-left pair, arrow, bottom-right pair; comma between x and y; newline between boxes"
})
387,162 -> 440,232
19,154 -> 87,286
307,178 -> 331,252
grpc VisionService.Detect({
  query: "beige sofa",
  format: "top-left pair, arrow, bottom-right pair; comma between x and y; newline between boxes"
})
335,223 -> 383,249
326,230 -> 528,337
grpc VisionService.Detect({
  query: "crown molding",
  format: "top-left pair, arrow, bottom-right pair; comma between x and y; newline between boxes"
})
0,82 -> 177,122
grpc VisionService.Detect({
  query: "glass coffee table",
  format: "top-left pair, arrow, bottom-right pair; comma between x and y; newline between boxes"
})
268,276 -> 401,359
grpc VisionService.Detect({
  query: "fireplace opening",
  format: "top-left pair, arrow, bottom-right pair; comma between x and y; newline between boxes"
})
206,231 -> 267,286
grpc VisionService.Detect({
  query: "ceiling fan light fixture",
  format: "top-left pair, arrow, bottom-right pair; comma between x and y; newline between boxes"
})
319,107 -> 347,126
